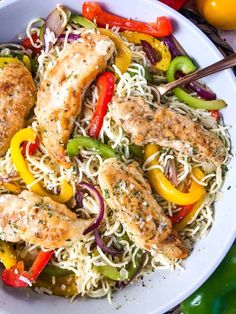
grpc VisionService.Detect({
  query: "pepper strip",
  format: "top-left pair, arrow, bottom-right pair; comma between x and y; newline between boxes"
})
98,28 -> 131,74
70,14 -> 96,29
167,56 -> 227,110
144,144 -> 205,205
122,31 -> 171,71
0,56 -> 31,72
67,136 -> 119,159
82,2 -> 172,37
2,250 -> 53,287
89,72 -> 115,138
0,240 -> 17,269
175,196 -> 205,231
10,128 -> 73,203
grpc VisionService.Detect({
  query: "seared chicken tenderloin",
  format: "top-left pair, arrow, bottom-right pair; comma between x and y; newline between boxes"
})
110,96 -> 225,167
98,158 -> 188,259
35,33 -> 115,168
0,62 -> 35,156
0,190 -> 92,249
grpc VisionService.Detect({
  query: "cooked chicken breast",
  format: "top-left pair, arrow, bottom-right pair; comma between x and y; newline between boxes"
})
98,158 -> 188,259
35,33 -> 115,168
110,96 -> 225,166
0,62 -> 35,156
0,190 -> 92,249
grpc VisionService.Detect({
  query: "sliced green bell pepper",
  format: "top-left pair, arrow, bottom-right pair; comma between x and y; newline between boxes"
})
34,274 -> 77,297
70,14 -> 96,29
96,249 -> 144,282
41,265 -> 74,277
167,56 -> 227,110
67,136 -> 119,159
129,144 -> 143,158
181,245 -> 236,314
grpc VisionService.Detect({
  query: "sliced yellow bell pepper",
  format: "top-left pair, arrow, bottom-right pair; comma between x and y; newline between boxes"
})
175,195 -> 205,231
121,31 -> 171,71
144,144 -> 205,205
22,55 -> 31,72
0,57 -> 21,68
10,128 -> 73,204
0,240 -> 17,269
0,56 -> 31,72
98,28 -> 131,74
0,182 -> 21,194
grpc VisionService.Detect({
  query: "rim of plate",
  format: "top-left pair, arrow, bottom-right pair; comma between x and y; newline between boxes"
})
0,0 -> 235,313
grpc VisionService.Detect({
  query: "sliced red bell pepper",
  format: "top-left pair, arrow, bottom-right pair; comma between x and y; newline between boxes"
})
2,250 -> 53,288
21,136 -> 40,157
159,0 -> 190,10
22,33 -> 41,57
89,72 -> 115,139
210,110 -> 221,120
82,2 -> 172,38
170,203 -> 194,225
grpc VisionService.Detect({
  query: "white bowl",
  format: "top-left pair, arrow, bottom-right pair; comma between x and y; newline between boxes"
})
0,1 -> 235,313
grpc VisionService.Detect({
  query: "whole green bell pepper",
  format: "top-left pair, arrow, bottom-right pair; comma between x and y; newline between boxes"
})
181,245 -> 236,314
167,56 -> 227,110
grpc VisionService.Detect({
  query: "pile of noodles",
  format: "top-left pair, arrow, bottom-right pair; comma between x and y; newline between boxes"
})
0,10 -> 231,302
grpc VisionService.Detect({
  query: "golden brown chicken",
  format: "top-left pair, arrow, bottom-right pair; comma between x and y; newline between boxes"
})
35,33 -> 115,168
110,96 -> 225,166
98,158 -> 188,259
0,190 -> 92,249
0,62 -> 35,156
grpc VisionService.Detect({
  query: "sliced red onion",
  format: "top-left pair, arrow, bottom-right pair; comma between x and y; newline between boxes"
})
165,158 -> 178,187
163,36 -> 183,58
176,71 -> 217,100
94,229 -> 123,256
74,189 -> 84,209
45,6 -> 71,38
186,81 -> 217,100
165,37 -> 217,100
140,40 -> 158,65
79,182 -> 105,235
59,33 -> 81,41
115,253 -> 146,290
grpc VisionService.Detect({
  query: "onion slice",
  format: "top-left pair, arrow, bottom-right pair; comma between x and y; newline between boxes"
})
45,6 -> 71,39
165,158 -> 178,187
163,36 -> 183,58
79,182 -> 105,235
94,229 -> 123,256
74,189 -> 84,209
140,40 -> 158,65
165,36 -> 217,101
59,34 -> 81,41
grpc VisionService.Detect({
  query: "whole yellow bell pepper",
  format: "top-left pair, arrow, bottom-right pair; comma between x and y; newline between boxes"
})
121,31 -> 171,71
144,144 -> 205,205
196,0 -> 236,30
98,28 -> 131,74
0,56 -> 31,72
0,240 -> 17,269
10,128 -> 73,204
